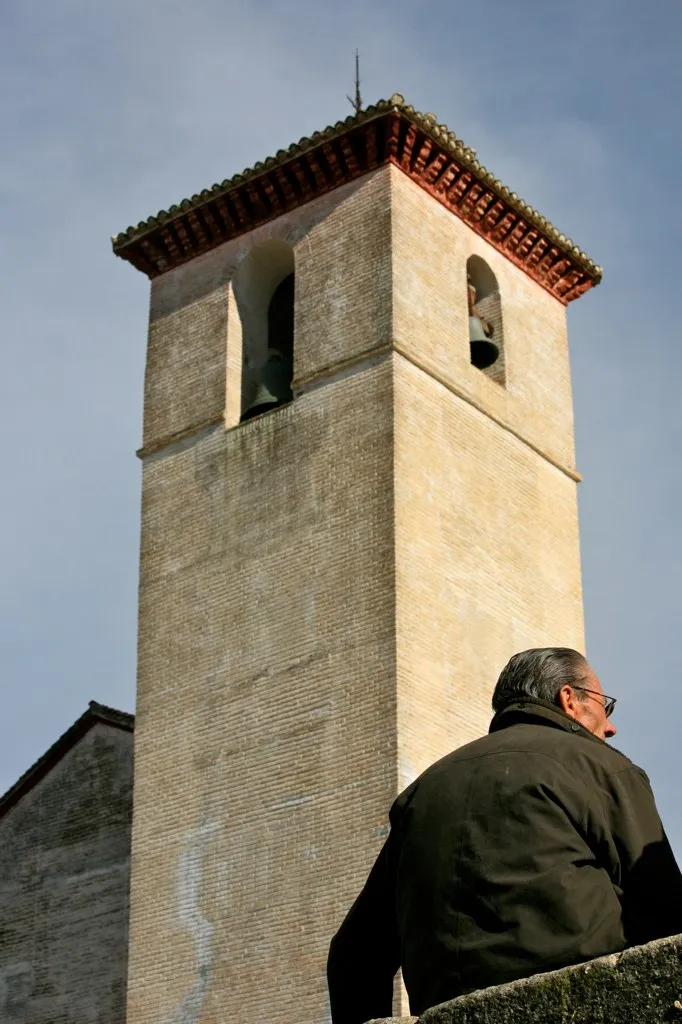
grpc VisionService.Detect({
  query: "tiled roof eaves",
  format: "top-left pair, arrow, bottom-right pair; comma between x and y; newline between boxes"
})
0,701 -> 134,819
112,98 -> 399,250
112,94 -> 602,301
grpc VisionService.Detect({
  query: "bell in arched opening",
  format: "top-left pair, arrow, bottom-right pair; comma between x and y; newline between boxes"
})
242,273 -> 295,421
467,274 -> 500,370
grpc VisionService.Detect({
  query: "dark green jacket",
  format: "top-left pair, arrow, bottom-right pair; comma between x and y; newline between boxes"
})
327,699 -> 682,1023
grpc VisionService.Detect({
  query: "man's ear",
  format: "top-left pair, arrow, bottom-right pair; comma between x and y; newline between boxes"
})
557,685 -> 578,719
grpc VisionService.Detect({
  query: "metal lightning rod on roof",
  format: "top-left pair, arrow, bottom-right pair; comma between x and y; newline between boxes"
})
347,49 -> 363,114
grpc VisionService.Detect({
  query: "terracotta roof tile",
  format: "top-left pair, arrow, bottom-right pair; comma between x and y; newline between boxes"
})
112,95 -> 601,303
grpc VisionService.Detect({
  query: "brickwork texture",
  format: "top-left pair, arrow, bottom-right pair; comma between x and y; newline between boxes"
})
128,163 -> 585,1024
0,722 -> 133,1024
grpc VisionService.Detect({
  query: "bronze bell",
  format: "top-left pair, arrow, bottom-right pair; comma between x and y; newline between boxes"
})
241,349 -> 293,421
469,316 -> 499,370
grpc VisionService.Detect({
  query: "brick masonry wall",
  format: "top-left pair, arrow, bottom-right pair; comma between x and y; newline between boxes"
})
391,163 -> 584,789
391,169 -> 579,476
129,162 -> 585,1024
0,723 -> 133,1024
143,170 -> 391,453
129,170 -> 398,1024
394,353 -> 584,787
131,364 -> 397,1024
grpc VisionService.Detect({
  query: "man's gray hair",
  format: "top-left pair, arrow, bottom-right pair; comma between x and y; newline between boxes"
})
492,648 -> 589,714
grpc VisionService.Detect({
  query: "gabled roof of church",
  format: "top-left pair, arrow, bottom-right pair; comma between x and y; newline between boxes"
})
112,94 -> 602,304
0,701 -> 134,819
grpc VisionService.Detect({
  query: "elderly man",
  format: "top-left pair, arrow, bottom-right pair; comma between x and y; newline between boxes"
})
327,648 -> 682,1023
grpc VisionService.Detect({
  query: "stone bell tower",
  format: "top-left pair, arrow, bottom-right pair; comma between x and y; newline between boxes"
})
113,94 -> 600,1024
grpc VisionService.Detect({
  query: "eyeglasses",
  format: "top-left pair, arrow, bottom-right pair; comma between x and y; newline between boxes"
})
571,686 -> 617,718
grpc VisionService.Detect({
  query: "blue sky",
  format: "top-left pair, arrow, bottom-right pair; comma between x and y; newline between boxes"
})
1,1 -> 681,856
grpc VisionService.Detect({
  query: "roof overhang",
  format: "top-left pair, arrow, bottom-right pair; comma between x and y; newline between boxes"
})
112,94 -> 602,304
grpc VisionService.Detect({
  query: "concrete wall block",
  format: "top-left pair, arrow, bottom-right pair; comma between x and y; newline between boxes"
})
417,933 -> 682,1024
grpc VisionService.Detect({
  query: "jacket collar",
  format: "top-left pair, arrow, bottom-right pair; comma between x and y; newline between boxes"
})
488,696 -> 603,744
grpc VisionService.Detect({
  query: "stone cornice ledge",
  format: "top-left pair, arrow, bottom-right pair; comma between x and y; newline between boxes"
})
367,933 -> 682,1024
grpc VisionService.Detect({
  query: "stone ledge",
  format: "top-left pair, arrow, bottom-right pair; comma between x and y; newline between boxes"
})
368,933 -> 682,1024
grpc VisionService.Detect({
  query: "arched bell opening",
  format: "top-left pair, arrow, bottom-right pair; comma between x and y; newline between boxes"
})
466,255 -> 505,385
232,238 -> 295,424
241,273 -> 295,421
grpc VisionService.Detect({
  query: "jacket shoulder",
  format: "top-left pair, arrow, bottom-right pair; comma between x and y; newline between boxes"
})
391,722 -> 641,819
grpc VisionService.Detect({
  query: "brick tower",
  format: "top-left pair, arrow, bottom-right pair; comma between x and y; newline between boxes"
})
113,94 -> 600,1024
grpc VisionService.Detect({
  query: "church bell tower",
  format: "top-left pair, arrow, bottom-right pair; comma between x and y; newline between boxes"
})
113,94 -> 600,1024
